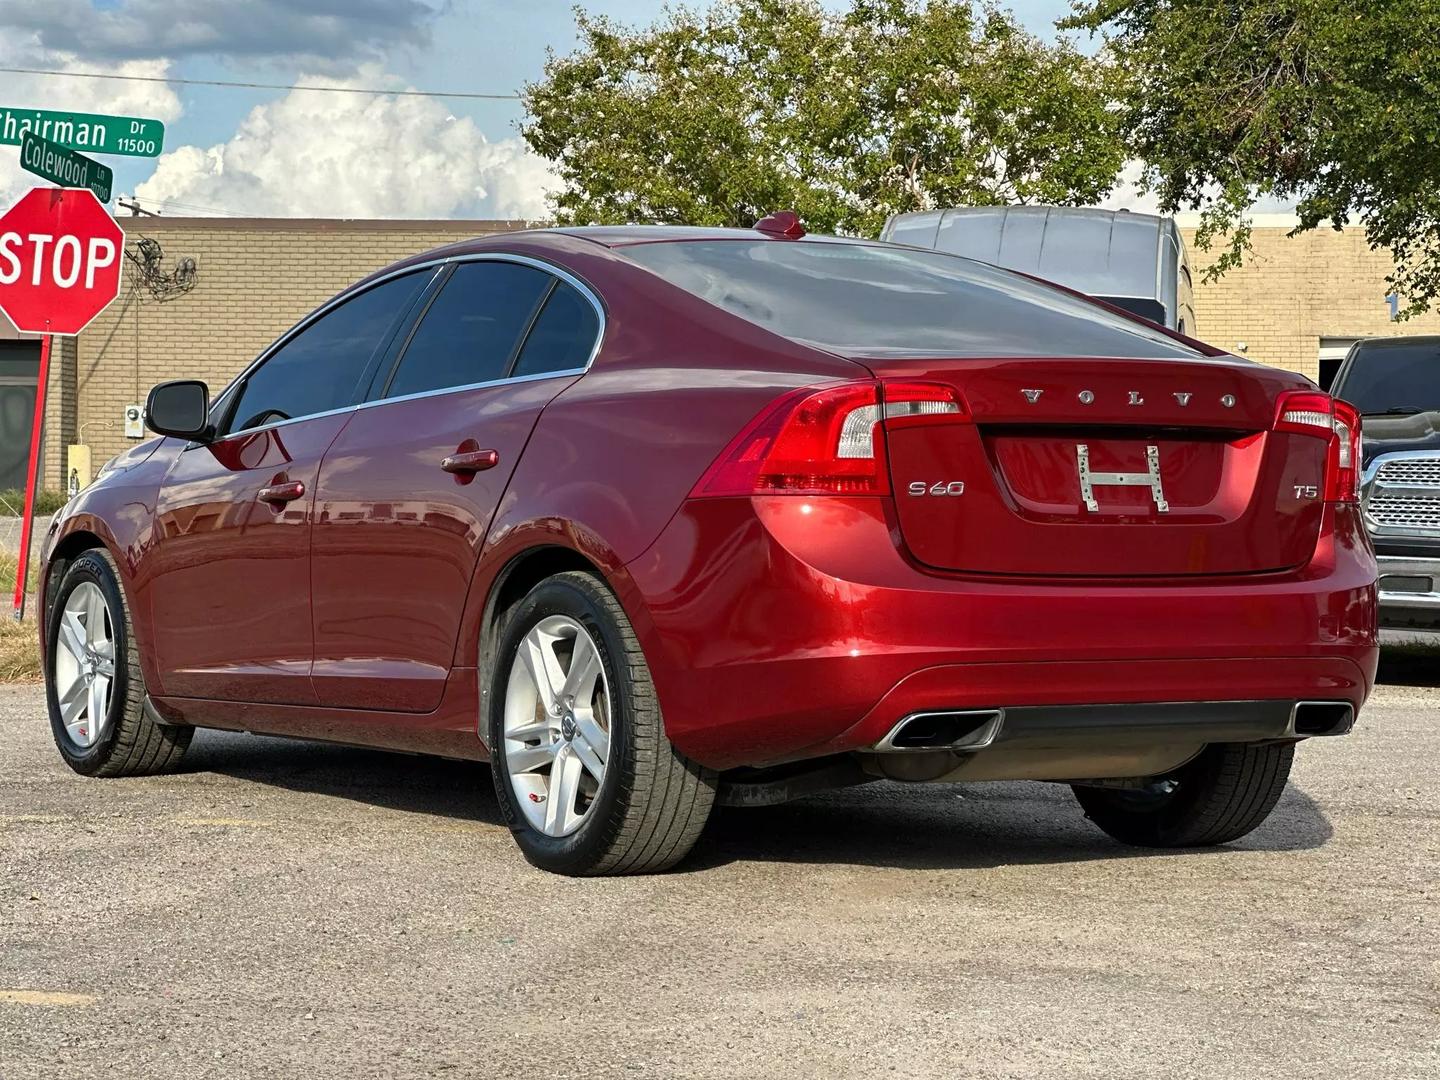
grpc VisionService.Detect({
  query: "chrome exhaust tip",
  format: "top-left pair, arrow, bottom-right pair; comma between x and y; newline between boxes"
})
874,709 -> 1004,753
1288,700 -> 1356,738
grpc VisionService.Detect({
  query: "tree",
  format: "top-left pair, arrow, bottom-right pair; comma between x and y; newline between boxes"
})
521,0 -> 1127,236
1068,0 -> 1440,315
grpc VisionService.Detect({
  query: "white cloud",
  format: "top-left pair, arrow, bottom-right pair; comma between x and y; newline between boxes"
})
135,73 -> 556,220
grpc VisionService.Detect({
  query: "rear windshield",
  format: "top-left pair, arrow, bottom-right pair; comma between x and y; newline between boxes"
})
621,239 -> 1204,360
1335,341 -> 1440,415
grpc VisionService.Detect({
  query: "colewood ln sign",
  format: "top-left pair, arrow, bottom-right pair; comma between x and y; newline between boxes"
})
0,106 -> 165,158
20,132 -> 113,203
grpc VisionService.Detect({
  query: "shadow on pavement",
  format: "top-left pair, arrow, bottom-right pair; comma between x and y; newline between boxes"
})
182,728 -> 504,825
180,728 -> 1333,872
686,779 -> 1333,872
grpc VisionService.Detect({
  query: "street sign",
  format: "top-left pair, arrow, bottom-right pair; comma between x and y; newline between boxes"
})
0,187 -> 125,336
0,106 -> 165,158
3,187 -> 127,618
19,131 -> 113,203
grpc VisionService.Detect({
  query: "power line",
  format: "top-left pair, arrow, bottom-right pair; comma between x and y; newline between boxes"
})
0,65 -> 521,100
147,199 -> 246,217
123,196 -> 249,218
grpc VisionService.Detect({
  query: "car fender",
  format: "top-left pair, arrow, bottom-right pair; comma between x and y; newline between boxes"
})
452,511 -> 645,673
41,440 -> 178,693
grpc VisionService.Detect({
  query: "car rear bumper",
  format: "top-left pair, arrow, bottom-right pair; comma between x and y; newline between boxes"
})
1375,553 -> 1440,628
855,697 -> 1354,784
622,497 -> 1379,770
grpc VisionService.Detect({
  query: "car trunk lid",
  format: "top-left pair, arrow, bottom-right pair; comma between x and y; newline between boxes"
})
870,357 -> 1327,577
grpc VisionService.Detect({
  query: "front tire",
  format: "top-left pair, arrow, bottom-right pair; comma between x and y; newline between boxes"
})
1073,742 -> 1294,847
488,571 -> 716,875
45,548 -> 192,777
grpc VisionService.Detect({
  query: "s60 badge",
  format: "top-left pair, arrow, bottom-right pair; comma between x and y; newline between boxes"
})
908,481 -> 966,496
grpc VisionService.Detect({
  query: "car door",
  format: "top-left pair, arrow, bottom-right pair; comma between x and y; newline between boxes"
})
309,257 -> 602,711
146,269 -> 434,705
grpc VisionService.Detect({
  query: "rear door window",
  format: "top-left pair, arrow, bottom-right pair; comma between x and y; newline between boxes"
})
512,281 -> 600,378
383,261 -> 552,398
225,270 -> 429,434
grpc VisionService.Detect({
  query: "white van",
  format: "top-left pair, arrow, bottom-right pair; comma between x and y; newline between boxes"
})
882,206 -> 1197,336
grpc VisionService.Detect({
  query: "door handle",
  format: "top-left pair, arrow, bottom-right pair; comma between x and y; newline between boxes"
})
441,449 -> 500,475
257,480 -> 305,504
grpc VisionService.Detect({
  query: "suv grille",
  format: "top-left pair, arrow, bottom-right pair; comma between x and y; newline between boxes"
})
1368,455 -> 1440,531
1368,494 -> 1440,530
1374,458 -> 1440,488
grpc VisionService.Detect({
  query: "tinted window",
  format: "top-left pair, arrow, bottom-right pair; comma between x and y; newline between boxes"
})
622,240 -> 1203,360
1098,296 -> 1168,326
385,261 -> 551,398
512,282 -> 599,378
1335,340 -> 1440,415
227,271 -> 427,433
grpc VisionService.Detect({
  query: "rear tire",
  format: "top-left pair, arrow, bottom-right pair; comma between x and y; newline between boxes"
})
1073,742 -> 1294,847
45,548 -> 192,777
488,570 -> 717,875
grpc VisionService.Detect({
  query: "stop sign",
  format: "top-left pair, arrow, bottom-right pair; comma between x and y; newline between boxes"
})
0,187 -> 124,336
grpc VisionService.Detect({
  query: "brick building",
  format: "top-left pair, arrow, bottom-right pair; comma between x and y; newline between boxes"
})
4,213 -> 1439,493
1181,214 -> 1440,388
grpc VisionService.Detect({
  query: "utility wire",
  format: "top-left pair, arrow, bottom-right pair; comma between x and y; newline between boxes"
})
0,66 -> 521,100
140,198 -> 249,217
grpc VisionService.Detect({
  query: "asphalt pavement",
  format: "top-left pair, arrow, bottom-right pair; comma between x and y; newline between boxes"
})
1,664 -> 1436,1079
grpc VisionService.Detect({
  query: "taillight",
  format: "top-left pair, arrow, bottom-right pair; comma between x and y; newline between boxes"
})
1273,390 -> 1362,502
691,381 -> 966,497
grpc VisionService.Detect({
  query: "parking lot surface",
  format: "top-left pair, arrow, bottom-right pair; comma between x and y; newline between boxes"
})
1,672 -> 1436,1079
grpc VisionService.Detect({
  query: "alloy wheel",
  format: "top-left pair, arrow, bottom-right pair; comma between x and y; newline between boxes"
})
52,581 -> 116,749
502,615 -> 611,837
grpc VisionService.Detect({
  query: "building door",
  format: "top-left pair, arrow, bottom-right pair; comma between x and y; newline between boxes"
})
1319,337 -> 1361,393
0,341 -> 41,493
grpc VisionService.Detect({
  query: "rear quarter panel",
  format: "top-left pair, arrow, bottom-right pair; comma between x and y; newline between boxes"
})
450,235 -> 867,663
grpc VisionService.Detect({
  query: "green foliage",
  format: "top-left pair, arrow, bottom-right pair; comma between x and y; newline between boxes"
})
0,489 -> 67,516
1067,0 -> 1440,315
522,0 -> 1127,236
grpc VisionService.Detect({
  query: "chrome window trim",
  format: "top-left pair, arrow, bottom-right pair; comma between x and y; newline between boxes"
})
1360,448 -> 1440,538
207,251 -> 606,443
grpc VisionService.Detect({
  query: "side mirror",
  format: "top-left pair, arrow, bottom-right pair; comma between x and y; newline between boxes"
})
145,380 -> 212,441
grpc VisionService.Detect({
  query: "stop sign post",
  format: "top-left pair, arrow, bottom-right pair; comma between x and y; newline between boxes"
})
1,187 -> 125,619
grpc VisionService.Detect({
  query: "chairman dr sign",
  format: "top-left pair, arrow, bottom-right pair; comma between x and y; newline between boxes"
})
0,107 -> 165,158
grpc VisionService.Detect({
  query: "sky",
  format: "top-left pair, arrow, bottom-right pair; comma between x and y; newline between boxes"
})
0,0 -> 1104,221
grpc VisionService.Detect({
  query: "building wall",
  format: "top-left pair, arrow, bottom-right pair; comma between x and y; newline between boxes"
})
26,215 -> 1440,491
1180,222 -> 1440,381
42,218 -> 526,489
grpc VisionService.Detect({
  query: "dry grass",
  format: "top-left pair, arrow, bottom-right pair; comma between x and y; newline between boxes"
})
0,551 -> 42,682
0,615 -> 41,682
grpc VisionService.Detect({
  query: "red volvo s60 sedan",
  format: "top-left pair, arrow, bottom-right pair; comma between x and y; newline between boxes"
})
37,217 -> 1378,875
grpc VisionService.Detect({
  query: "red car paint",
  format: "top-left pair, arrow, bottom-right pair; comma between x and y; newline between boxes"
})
39,226 -> 1378,772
